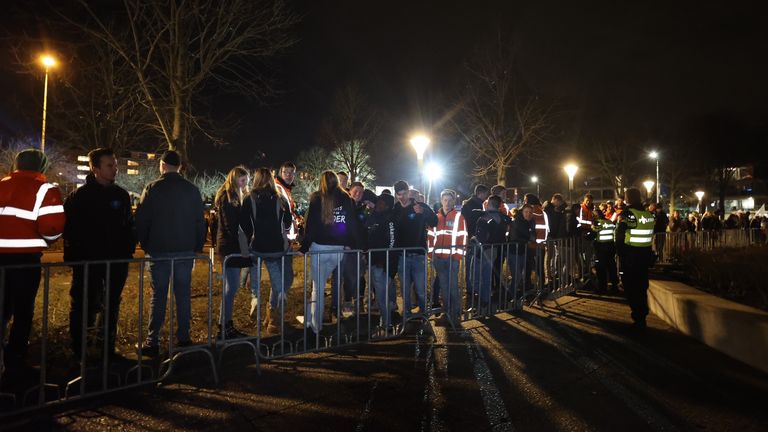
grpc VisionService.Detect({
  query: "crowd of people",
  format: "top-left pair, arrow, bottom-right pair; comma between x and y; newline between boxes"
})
2,147 -> 765,374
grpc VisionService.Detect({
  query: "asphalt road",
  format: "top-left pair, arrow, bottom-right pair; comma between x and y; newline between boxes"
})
6,292 -> 768,431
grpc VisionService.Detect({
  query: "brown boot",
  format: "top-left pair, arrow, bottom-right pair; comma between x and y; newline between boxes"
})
264,307 -> 279,335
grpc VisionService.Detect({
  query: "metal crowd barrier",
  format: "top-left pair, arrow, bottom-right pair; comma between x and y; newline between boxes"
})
655,228 -> 764,265
0,255 -> 215,417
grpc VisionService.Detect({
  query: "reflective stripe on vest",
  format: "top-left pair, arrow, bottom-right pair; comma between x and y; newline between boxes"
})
0,238 -> 48,248
625,209 -> 655,247
595,219 -> 615,243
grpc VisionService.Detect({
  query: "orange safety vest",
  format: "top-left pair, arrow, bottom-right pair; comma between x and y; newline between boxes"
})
275,180 -> 299,241
577,203 -> 594,232
532,204 -> 549,245
428,208 -> 467,261
0,170 -> 65,253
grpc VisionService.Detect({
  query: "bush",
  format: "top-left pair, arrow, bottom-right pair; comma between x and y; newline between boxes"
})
682,247 -> 768,311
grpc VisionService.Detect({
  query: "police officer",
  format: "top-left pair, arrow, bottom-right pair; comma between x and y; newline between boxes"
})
615,188 -> 655,333
592,209 -> 619,294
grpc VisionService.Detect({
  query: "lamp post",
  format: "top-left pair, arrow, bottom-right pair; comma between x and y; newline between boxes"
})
695,190 -> 705,213
563,164 -> 578,203
643,180 -> 655,201
425,161 -> 442,204
410,134 -> 430,194
531,175 -> 540,196
39,54 -> 57,154
649,150 -> 660,203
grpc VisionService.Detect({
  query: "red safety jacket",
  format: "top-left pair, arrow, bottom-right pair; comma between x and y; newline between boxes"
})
428,208 -> 467,261
532,204 -> 549,245
577,203 -> 595,233
0,170 -> 65,253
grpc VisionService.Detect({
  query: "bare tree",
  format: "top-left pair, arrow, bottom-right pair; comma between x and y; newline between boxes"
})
59,0 -> 297,165
320,85 -> 379,183
589,139 -> 640,199
454,41 -> 555,186
294,146 -> 332,207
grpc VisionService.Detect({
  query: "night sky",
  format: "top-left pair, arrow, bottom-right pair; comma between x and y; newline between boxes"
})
2,0 -> 768,190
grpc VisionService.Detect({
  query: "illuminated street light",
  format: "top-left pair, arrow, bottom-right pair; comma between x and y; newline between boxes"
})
425,161 -> 442,204
695,190 -> 705,213
531,175 -> 539,196
643,180 -> 655,200
39,54 -> 58,153
649,150 -> 660,204
409,134 -> 431,194
563,163 -> 578,203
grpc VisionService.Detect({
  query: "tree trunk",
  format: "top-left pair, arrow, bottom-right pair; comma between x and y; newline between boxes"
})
496,161 -> 506,187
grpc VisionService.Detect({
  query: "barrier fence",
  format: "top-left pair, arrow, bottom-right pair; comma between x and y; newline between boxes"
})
1,228 -> 763,416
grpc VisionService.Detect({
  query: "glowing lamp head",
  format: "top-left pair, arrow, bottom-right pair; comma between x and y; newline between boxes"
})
409,135 -> 430,159
563,164 -> 578,180
649,150 -> 659,160
425,161 -> 442,182
643,180 -> 655,194
531,176 -> 538,184
40,55 -> 57,68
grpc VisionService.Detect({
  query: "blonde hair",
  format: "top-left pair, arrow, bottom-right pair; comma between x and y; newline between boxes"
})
215,166 -> 249,206
251,167 -> 277,194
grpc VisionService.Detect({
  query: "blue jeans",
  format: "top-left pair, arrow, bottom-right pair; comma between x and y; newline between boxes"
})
433,257 -> 461,321
398,253 -> 426,315
307,243 -> 345,333
147,253 -> 195,344
472,248 -> 495,306
370,266 -> 396,326
221,263 -> 257,324
506,252 -> 527,299
263,256 -> 293,310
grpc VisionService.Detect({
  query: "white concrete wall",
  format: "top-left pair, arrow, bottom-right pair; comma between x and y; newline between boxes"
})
648,280 -> 768,374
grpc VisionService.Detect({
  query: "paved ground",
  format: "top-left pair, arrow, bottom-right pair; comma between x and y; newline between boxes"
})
4,290 -> 768,431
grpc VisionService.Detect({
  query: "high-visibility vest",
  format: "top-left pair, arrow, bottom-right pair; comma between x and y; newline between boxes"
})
532,205 -> 549,244
577,204 -> 594,232
593,218 -> 615,243
274,181 -> 298,241
624,208 -> 655,247
428,208 -> 467,261
0,170 -> 65,253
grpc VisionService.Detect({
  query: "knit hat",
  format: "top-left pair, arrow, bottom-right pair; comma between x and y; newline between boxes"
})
523,193 -> 541,206
161,150 -> 181,166
377,193 -> 395,210
362,189 -> 378,204
14,149 -> 49,173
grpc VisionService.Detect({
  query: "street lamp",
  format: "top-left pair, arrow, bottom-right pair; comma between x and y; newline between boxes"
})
410,134 -> 430,194
563,163 -> 578,203
643,180 -> 655,201
649,150 -> 660,203
695,190 -> 705,213
531,175 -> 540,196
39,54 -> 57,154
425,161 -> 442,204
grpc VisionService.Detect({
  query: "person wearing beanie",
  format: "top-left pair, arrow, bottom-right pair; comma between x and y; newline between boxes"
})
1,148 -> 65,370
461,184 -> 489,300
615,187 -> 655,335
365,193 -> 399,329
135,149 -> 207,355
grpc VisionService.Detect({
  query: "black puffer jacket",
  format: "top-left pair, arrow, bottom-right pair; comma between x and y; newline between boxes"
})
215,193 -> 249,267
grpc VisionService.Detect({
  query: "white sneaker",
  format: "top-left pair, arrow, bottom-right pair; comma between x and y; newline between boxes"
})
249,297 -> 259,321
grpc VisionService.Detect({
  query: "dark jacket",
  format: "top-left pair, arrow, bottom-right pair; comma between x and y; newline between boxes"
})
475,210 -> 511,245
63,174 -> 135,261
508,212 -> 534,255
461,195 -> 485,239
214,194 -> 242,258
365,209 -> 398,272
543,201 -> 567,239
240,189 -> 292,254
654,210 -> 669,234
394,200 -> 438,254
135,172 -> 206,255
299,188 -> 360,253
